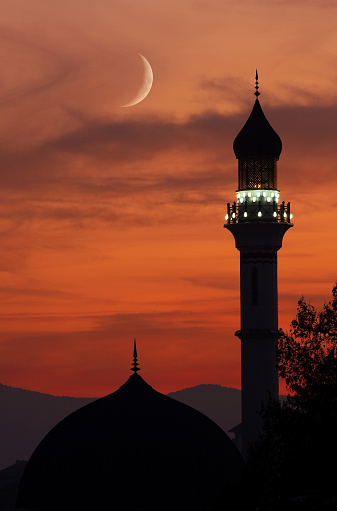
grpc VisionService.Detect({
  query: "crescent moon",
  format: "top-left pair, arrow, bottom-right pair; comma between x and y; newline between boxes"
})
121,53 -> 153,107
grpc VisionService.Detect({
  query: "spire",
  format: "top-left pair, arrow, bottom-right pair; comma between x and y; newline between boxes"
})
131,338 -> 140,373
233,72 -> 282,160
254,69 -> 260,97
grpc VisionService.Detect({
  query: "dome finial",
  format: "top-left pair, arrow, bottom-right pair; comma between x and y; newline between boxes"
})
131,338 -> 140,373
254,69 -> 260,97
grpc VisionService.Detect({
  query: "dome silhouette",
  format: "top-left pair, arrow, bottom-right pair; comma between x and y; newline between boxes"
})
16,370 -> 244,511
233,98 -> 282,159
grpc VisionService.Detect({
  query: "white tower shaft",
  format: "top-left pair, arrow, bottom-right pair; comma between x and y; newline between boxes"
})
225,222 -> 291,455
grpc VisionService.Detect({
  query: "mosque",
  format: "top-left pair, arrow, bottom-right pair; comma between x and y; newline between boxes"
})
15,76 -> 292,510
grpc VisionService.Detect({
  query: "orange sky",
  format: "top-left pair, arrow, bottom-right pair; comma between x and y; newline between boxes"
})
1,0 -> 337,397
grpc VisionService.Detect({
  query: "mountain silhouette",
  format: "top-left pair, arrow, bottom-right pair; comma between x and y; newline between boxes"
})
168,384 -> 241,436
0,383 -> 95,470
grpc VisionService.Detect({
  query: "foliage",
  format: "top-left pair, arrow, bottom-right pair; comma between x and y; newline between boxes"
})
242,283 -> 337,511
277,283 -> 337,403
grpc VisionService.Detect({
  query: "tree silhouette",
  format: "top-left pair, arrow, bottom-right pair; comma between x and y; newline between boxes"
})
278,283 -> 337,402
242,284 -> 337,510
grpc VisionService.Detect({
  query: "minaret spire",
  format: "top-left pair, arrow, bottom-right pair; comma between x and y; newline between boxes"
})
254,69 -> 260,97
131,338 -> 140,373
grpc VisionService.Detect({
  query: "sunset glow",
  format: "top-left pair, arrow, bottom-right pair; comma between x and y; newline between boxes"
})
1,0 -> 337,397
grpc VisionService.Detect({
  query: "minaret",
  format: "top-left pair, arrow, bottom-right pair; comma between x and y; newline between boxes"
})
224,72 -> 293,457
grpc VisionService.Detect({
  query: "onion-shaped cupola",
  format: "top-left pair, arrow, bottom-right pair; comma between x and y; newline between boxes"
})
16,343 -> 244,511
233,71 -> 281,191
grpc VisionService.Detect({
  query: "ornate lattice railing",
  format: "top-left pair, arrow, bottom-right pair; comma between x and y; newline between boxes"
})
225,200 -> 292,224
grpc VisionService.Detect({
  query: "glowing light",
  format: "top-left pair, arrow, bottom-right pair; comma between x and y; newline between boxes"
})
290,214 -> 293,219
244,212 -> 248,217
232,213 -> 236,218
236,189 -> 281,204
258,211 -> 262,217
273,212 -> 277,217
284,212 -> 287,218
225,214 -> 228,220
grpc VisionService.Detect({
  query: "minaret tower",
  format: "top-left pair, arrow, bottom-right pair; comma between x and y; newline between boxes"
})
224,72 -> 293,456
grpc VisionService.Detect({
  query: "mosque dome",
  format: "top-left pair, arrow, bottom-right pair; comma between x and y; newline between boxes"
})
16,358 -> 244,511
233,98 -> 282,159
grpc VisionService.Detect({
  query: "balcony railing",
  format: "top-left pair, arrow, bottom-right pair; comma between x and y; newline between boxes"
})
225,200 -> 292,224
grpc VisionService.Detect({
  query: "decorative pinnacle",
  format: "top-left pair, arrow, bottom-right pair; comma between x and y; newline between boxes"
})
254,69 -> 260,97
131,338 -> 140,373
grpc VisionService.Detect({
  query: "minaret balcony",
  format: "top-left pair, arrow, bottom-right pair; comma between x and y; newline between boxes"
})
225,191 -> 292,224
